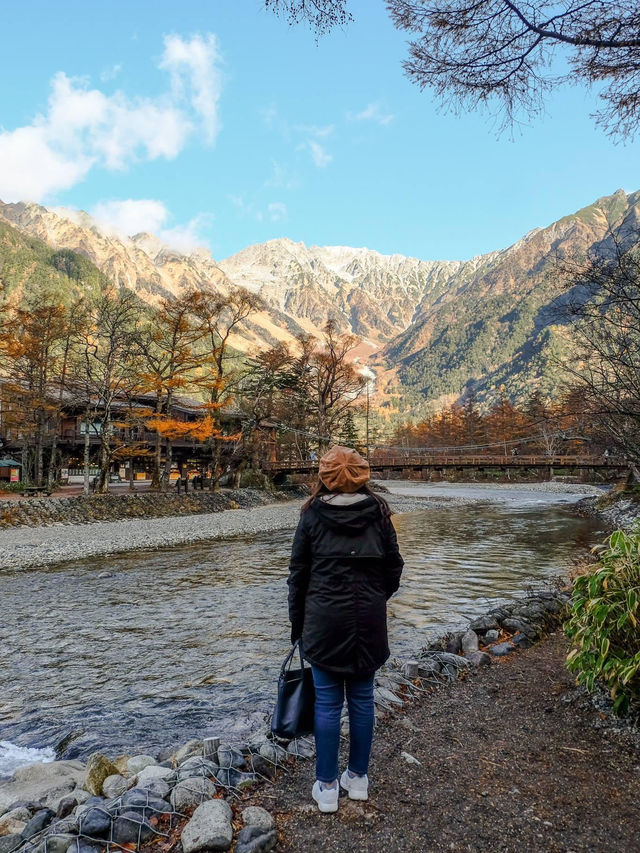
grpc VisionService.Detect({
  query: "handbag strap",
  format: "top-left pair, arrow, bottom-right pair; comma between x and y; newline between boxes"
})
280,639 -> 306,677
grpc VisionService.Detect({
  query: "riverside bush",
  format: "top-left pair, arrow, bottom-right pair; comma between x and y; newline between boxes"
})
565,528 -> 640,714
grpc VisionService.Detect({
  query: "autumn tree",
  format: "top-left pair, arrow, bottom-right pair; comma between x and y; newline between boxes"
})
307,321 -> 368,450
137,292 -> 206,490
190,287 -> 261,486
267,0 -> 640,137
70,286 -> 143,494
556,231 -> 640,479
1,291 -> 77,485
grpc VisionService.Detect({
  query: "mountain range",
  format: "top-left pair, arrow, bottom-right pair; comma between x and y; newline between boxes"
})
1,188 -> 638,417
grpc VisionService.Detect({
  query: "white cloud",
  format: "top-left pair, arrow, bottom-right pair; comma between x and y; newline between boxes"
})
0,33 -> 223,204
100,63 -> 122,82
268,202 -> 287,222
160,33 -> 223,144
264,161 -> 299,191
297,123 -> 334,138
91,199 -> 170,236
307,140 -> 332,168
349,101 -> 394,126
90,198 -> 210,251
260,105 -> 278,128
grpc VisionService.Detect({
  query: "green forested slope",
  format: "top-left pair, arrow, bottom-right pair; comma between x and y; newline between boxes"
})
385,189 -> 640,407
0,220 -> 110,303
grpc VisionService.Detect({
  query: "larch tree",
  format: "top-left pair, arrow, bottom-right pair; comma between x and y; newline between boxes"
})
1,291 -> 76,485
190,287 -> 262,487
137,292 -> 206,490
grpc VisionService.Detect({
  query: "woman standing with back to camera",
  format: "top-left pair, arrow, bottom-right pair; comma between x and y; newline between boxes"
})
287,445 -> 404,813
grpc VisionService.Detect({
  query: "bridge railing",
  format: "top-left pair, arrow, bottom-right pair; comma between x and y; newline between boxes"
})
263,454 -> 624,472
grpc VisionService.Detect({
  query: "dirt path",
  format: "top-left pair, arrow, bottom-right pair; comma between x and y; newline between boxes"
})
246,633 -> 640,852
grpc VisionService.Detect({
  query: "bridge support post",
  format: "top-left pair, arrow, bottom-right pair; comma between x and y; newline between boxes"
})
547,464 -> 554,481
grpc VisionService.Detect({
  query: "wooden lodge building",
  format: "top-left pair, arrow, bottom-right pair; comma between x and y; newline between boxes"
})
0,385 -> 276,484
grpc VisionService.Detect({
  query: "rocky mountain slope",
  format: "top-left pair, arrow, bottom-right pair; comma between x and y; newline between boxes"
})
384,188 -> 640,407
1,189 -> 638,411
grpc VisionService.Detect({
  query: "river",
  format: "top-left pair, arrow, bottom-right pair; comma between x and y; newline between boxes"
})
0,482 -> 603,775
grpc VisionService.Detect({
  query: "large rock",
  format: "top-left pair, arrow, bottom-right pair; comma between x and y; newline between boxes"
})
213,768 -> 252,789
21,808 -> 55,838
258,742 -> 288,765
134,765 -> 173,785
461,630 -> 479,656
176,757 -> 219,780
0,762 -> 85,815
118,788 -> 171,817
84,754 -> 120,797
489,641 -> 516,657
111,811 -> 155,845
135,777 -> 170,799
101,775 -> 129,799
511,632 -> 531,649
74,797 -> 104,818
32,832 -> 76,853
242,807 -> 274,831
0,817 -> 26,837
467,651 -> 492,667
55,797 -> 78,820
170,777 -> 217,811
501,618 -> 540,639
469,615 -> 500,633
180,800 -> 233,853
235,825 -> 277,853
0,836 -> 22,853
112,756 -> 130,776
172,741 -> 203,766
286,738 -> 315,760
245,755 -> 275,780
1,808 -> 30,825
216,745 -> 245,770
77,805 -> 112,838
126,755 -> 157,776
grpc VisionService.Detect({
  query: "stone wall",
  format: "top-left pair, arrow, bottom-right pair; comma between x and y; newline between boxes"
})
0,488 -> 293,529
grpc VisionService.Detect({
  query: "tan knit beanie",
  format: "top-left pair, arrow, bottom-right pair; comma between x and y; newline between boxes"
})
318,445 -> 370,493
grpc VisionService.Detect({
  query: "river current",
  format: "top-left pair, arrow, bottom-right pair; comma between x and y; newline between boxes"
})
0,482 -> 603,774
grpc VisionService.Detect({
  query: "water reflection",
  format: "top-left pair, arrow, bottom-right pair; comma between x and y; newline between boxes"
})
0,497 -> 600,760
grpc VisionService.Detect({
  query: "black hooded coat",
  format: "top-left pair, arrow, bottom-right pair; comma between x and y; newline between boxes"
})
287,495 -> 404,676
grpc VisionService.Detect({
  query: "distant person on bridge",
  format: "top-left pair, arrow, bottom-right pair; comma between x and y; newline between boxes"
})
287,445 -> 404,814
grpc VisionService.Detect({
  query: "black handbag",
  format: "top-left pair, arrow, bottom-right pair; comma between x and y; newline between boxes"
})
270,640 -> 315,740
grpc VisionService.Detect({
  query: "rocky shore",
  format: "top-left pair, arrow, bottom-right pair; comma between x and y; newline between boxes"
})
575,489 -> 640,531
0,588 -> 583,853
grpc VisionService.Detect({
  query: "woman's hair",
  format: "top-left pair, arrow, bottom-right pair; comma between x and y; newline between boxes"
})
301,480 -> 392,520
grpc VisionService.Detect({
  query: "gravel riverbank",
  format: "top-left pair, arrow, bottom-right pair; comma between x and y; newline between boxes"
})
0,492 -> 461,570
0,484 -> 602,571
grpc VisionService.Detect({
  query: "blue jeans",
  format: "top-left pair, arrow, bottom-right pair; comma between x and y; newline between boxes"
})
311,666 -> 375,783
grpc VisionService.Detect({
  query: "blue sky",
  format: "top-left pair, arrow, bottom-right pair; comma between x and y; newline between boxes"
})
1,0 -> 638,262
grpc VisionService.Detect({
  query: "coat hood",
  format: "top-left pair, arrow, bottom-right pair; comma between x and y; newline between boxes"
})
310,495 -> 380,534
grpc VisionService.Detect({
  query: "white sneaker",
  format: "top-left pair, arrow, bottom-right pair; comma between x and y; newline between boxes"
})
312,780 -> 339,813
340,769 -> 369,800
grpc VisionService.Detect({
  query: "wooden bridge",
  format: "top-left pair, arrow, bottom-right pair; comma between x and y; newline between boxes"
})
264,454 -> 629,478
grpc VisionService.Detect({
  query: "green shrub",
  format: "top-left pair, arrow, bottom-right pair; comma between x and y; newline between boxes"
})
0,482 -> 26,493
565,528 -> 640,714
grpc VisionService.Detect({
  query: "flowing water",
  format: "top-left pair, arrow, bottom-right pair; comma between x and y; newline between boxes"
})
0,483 -> 604,773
